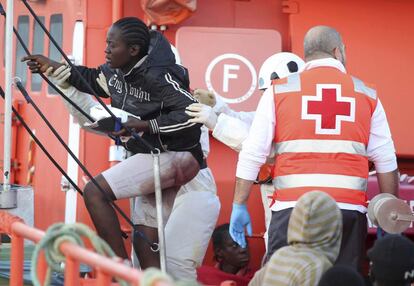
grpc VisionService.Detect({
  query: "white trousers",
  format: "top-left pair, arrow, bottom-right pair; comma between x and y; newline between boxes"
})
132,167 -> 220,280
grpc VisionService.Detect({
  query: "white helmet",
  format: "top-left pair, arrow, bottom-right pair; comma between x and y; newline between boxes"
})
170,44 -> 182,65
258,52 -> 305,90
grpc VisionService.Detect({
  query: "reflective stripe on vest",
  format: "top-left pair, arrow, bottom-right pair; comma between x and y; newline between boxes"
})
274,73 -> 301,94
273,174 -> 367,191
352,76 -> 377,99
274,139 -> 367,156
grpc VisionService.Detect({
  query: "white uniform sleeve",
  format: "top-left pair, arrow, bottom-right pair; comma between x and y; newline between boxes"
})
213,95 -> 255,126
367,99 -> 397,173
236,88 -> 275,180
59,85 -> 98,127
212,113 -> 250,152
199,126 -> 210,158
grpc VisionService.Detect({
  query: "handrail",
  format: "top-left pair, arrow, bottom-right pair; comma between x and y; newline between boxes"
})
0,211 -> 157,286
0,211 -> 237,286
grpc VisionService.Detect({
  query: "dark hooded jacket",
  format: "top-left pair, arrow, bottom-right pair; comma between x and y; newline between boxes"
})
67,30 -> 202,162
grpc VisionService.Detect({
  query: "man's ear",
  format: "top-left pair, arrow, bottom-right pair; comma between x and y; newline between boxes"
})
333,46 -> 346,65
129,45 -> 140,57
333,47 -> 342,61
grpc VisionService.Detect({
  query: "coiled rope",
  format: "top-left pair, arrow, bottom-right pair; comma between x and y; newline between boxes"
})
31,223 -> 128,286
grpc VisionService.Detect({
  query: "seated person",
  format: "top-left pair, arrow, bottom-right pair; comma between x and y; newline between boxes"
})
197,223 -> 254,286
367,234 -> 414,286
249,191 -> 342,286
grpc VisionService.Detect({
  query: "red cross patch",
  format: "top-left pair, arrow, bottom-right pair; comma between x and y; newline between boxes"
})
301,84 -> 355,135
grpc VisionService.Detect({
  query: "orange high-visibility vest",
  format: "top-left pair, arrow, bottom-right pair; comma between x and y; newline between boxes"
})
271,66 -> 377,206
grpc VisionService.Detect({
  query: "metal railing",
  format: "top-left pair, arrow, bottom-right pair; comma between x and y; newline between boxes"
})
0,211 -> 238,285
0,211 -> 145,285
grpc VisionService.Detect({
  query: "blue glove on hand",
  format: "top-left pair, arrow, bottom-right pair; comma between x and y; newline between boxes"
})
229,203 -> 252,248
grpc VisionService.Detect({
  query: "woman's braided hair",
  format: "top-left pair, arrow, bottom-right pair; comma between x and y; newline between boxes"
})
113,17 -> 150,59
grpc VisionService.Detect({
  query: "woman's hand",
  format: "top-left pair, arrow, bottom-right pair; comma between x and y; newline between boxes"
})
21,55 -> 63,74
111,116 -> 149,136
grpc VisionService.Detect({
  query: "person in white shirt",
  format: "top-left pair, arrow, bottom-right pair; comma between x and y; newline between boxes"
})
186,52 -> 305,255
230,25 -> 399,271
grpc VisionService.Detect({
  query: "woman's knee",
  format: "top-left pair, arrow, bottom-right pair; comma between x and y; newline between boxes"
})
174,152 -> 200,184
83,177 -> 115,205
83,181 -> 100,206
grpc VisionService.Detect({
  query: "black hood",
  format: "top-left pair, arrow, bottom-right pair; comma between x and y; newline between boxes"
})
140,30 -> 176,69
102,30 -> 178,79
100,31 -> 176,78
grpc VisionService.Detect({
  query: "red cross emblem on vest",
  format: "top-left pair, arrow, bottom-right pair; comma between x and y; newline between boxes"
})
301,84 -> 355,135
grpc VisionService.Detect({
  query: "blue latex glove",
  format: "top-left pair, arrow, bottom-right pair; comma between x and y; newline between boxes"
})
229,203 -> 252,248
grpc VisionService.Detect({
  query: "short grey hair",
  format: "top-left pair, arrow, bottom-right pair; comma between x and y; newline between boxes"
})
304,26 -> 343,60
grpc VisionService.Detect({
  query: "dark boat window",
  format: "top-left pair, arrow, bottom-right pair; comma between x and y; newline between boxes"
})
15,15 -> 30,87
31,16 -> 45,91
48,14 -> 63,95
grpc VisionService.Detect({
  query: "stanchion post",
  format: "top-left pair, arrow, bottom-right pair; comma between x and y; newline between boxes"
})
64,256 -> 80,285
152,149 -> 166,272
3,0 -> 13,189
96,269 -> 112,285
37,251 -> 48,285
10,234 -> 24,286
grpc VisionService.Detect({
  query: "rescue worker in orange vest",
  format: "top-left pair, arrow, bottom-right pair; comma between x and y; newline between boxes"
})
186,52 -> 305,255
229,25 -> 399,271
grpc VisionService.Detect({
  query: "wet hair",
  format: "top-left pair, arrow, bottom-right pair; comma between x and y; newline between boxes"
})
212,224 -> 230,250
112,17 -> 150,58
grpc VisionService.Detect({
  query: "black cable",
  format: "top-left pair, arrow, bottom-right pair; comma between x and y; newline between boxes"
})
0,7 -> 121,143
13,83 -> 161,247
0,82 -> 156,249
11,0 -> 160,248
1,84 -> 157,247
14,80 -> 135,238
0,3 -> 95,123
0,86 -> 158,249
0,86 -> 84,197
0,3 -> 134,238
21,0 -> 156,153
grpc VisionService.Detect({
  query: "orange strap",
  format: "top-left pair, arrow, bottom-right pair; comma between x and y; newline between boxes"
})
270,187 -> 368,207
257,163 -> 274,184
